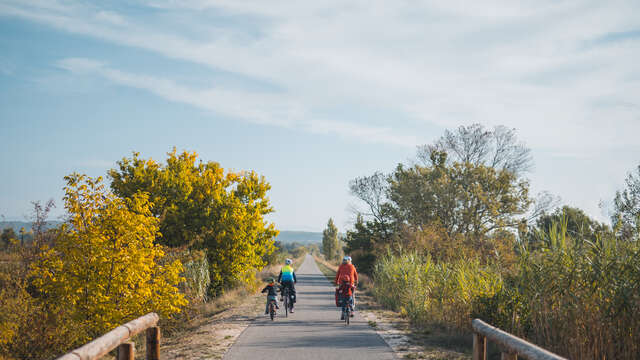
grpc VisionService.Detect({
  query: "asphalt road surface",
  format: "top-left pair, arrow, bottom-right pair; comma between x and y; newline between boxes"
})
224,254 -> 396,360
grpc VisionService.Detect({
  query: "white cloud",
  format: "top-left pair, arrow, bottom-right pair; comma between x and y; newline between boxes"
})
305,119 -> 419,146
57,57 -> 417,145
2,0 -> 639,152
56,58 -> 105,73
95,10 -> 127,26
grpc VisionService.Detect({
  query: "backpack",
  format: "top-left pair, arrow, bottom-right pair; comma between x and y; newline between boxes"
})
335,283 -> 353,307
335,286 -> 350,306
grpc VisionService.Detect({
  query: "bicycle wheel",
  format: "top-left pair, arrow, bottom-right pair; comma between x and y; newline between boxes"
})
269,303 -> 275,321
284,288 -> 289,318
345,307 -> 350,325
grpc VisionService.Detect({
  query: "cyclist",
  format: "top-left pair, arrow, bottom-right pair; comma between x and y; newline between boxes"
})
337,274 -> 355,320
261,277 -> 279,315
335,256 -> 358,316
335,256 -> 358,288
277,258 -> 297,313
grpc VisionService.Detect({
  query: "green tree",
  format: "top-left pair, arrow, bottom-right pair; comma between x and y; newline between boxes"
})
1,228 -> 17,249
343,215 -> 378,273
322,218 -> 339,261
349,172 -> 397,244
108,148 -> 278,293
389,151 -> 531,241
532,206 -> 611,246
613,164 -> 640,240
29,174 -> 186,339
346,124 -> 533,266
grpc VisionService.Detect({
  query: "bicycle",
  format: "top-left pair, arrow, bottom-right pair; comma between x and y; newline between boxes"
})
340,288 -> 356,325
341,298 -> 351,325
281,285 -> 294,317
267,297 -> 277,320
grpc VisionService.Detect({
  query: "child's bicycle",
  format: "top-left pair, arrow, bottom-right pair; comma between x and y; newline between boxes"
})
341,299 -> 351,325
267,297 -> 277,321
339,294 -> 354,325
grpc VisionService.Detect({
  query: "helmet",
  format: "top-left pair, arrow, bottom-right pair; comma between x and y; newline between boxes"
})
343,256 -> 352,262
267,277 -> 275,283
285,258 -> 292,265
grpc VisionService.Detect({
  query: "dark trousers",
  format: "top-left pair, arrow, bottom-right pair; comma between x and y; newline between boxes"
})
280,280 -> 296,303
340,295 -> 354,309
265,295 -> 278,313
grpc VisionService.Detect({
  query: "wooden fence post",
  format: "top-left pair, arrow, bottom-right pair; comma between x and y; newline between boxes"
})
56,313 -> 160,360
146,326 -> 160,360
472,319 -> 566,360
473,333 -> 486,360
117,342 -> 135,360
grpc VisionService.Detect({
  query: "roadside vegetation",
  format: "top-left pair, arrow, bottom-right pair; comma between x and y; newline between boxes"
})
0,148 -> 294,360
342,124 -> 640,360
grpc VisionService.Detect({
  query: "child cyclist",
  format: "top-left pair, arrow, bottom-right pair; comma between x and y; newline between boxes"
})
261,278 -> 280,315
337,274 -> 355,320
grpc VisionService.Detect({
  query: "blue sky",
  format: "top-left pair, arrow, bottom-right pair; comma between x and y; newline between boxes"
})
1,0 -> 639,231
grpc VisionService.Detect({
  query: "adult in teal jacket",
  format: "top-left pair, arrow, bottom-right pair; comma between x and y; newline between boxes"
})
278,258 -> 297,312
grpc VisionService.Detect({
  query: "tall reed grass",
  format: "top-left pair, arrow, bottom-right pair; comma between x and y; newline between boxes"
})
372,219 -> 640,359
503,223 -> 640,359
372,251 -> 502,330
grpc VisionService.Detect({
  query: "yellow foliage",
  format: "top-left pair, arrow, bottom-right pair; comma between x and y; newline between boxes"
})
29,174 -> 187,339
109,149 -> 279,294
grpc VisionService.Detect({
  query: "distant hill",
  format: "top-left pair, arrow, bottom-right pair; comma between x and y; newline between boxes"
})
0,222 -> 323,245
275,230 -> 322,244
0,220 -> 63,233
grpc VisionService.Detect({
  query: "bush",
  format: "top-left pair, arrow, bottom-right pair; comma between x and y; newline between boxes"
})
0,257 -> 87,359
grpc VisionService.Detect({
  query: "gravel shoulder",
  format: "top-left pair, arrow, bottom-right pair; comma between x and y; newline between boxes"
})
161,292 -> 264,360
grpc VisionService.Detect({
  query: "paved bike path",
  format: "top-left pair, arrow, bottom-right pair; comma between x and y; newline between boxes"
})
223,254 -> 395,360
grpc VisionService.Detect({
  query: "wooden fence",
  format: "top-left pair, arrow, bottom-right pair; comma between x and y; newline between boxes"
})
56,313 -> 160,360
472,319 -> 566,360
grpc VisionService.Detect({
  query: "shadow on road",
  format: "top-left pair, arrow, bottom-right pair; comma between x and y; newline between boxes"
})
296,274 -> 330,286
298,290 -> 333,296
243,331 -> 388,349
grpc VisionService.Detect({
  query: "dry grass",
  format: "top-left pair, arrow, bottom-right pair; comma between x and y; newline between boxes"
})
371,222 -> 640,360
161,251 -> 308,336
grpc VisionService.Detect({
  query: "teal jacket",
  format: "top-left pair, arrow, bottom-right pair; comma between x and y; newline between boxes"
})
278,265 -> 296,282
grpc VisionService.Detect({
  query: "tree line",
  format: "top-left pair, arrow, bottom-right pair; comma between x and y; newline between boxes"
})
0,148 -> 278,359
334,124 -> 640,359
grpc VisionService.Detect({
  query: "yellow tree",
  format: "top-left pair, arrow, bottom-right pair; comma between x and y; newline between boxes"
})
109,149 -> 278,294
201,170 -> 278,290
30,174 -> 187,338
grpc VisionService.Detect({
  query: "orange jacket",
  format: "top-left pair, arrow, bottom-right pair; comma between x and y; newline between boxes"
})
335,263 -> 358,285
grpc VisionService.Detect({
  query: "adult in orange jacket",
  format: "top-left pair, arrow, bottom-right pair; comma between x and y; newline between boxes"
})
334,256 -> 358,286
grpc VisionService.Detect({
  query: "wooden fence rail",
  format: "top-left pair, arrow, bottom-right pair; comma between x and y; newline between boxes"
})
472,319 -> 566,360
56,313 -> 160,360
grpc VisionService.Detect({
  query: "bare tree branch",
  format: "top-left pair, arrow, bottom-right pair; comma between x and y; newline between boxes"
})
348,171 -> 389,224
417,124 -> 533,177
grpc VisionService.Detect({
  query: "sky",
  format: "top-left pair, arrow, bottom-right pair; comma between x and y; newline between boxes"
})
0,0 -> 639,232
